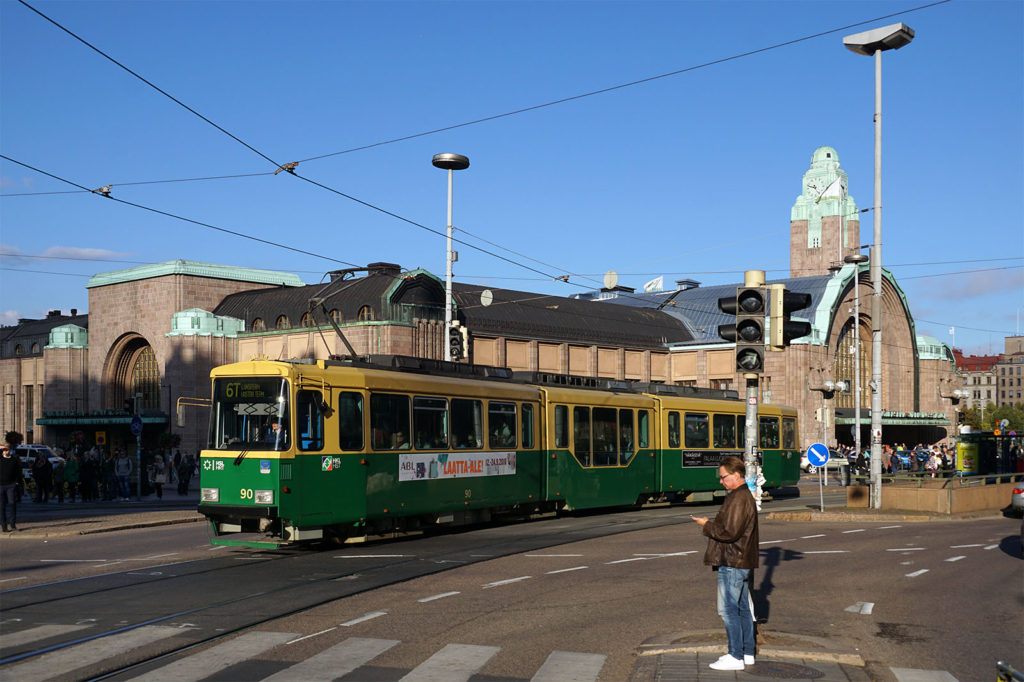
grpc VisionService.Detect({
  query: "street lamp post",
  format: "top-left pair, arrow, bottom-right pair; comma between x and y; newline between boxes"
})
843,22 -> 914,509
431,153 -> 470,362
844,253 -> 869,466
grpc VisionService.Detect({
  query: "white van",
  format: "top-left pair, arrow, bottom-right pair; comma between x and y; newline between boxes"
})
15,444 -> 65,482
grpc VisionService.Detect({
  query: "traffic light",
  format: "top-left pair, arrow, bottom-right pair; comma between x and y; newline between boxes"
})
124,398 -> 134,416
449,323 -> 466,360
768,285 -> 812,350
718,286 -> 767,373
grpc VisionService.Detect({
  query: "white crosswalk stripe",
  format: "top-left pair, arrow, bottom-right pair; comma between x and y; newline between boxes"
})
531,650 -> 606,681
261,636 -> 399,681
398,642 -> 501,682
0,623 -> 93,649
127,630 -> 296,681
2,625 -> 181,681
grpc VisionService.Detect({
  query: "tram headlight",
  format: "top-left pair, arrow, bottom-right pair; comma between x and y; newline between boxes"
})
201,487 -> 220,502
254,489 -> 274,505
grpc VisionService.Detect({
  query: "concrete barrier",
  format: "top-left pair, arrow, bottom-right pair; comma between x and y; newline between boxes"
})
846,477 -> 1020,513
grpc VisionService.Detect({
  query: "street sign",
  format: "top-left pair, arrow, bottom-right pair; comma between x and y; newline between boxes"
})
95,431 -> 107,445
806,442 -> 830,467
130,416 -> 143,436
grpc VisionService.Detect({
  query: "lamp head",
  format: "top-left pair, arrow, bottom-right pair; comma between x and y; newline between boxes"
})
843,22 -> 914,56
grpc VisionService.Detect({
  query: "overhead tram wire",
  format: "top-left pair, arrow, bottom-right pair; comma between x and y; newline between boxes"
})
0,154 -> 360,269
0,171 -> 277,198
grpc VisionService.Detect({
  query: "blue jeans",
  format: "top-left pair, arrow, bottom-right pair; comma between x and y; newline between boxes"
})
717,566 -> 755,660
117,475 -> 131,499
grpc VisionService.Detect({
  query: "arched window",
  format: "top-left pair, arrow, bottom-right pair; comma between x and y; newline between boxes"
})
31,342 -> 40,354
14,344 -> 24,356
132,346 -> 161,409
328,309 -> 341,324
358,306 -> 374,321
251,318 -> 265,332
300,312 -> 313,328
276,315 -> 290,330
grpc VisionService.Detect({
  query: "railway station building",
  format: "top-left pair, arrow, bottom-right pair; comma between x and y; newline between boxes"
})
1,147 -> 960,454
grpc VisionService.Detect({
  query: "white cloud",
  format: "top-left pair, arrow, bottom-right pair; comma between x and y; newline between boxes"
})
41,246 -> 130,260
0,310 -> 21,326
932,268 -> 1024,301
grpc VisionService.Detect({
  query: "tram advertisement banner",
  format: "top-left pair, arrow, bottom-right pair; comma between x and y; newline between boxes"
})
398,451 -> 517,481
682,450 -> 743,467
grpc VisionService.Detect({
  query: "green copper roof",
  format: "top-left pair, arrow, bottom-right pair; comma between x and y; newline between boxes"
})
86,259 -> 304,289
166,308 -> 245,338
44,324 -> 88,349
917,334 -> 954,361
791,146 -> 860,248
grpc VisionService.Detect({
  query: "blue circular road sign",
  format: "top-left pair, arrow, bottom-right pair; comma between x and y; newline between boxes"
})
130,416 -> 143,436
806,442 -> 830,467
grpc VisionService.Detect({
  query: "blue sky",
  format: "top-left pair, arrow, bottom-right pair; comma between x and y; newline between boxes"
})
1,0 -> 1021,357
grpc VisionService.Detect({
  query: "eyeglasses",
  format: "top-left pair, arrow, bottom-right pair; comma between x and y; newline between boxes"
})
718,473 -> 732,480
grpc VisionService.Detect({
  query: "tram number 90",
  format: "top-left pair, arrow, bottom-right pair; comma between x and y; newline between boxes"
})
240,488 -> 254,500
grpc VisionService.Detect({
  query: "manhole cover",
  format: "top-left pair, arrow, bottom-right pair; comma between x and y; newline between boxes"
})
746,661 -> 824,679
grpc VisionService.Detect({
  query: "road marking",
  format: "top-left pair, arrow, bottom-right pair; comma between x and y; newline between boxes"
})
905,569 -> 929,578
336,554 -> 410,559
878,525 -> 902,529
266,637 -> 399,681
0,576 -> 27,583
531,650 -> 606,681
605,557 -> 649,564
634,551 -> 697,557
844,601 -> 874,614
984,544 -> 998,550
1,625 -> 181,678
800,534 -> 826,539
891,667 -> 958,681
802,550 -> 849,554
139,552 -> 179,560
418,591 -> 461,603
129,630 -> 295,681
886,547 -> 925,551
0,623 -> 93,648
546,566 -> 588,574
39,559 -> 108,563
483,576 -> 532,589
944,556 -> 966,562
399,643 -> 500,682
341,611 -> 388,626
286,627 -> 337,645
206,545 -> 227,551
949,543 -> 983,548
525,554 -> 583,557
842,529 -> 866,534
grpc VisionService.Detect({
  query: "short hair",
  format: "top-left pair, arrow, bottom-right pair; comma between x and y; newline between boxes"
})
720,455 -> 746,478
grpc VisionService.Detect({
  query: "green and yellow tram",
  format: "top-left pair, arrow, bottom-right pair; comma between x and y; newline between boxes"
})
198,356 -> 800,548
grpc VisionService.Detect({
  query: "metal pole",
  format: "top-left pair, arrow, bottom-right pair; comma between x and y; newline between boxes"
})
444,167 -> 454,362
869,48 -> 884,509
742,269 -> 763,509
854,271 -> 862,464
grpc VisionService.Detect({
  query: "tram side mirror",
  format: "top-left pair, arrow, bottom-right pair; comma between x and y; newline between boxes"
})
320,400 -> 334,418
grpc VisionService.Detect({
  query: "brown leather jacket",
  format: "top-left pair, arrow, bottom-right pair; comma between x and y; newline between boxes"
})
702,486 -> 759,569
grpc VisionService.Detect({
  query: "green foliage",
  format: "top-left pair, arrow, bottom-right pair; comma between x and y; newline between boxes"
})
962,402 -> 1024,431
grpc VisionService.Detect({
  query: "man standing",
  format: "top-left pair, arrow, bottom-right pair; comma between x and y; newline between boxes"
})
691,455 -> 759,671
1,431 -> 25,532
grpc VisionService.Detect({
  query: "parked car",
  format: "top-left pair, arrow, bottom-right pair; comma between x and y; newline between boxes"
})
1011,484 -> 1024,516
15,444 -> 65,483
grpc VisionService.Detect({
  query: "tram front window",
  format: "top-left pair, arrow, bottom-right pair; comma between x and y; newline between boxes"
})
210,378 -> 290,451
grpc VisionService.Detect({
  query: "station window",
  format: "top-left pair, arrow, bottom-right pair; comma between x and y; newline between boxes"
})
296,390 -> 325,451
276,315 -> 290,330
667,411 -> 681,448
370,393 -> 411,450
573,406 -> 591,466
451,398 -> 482,449
782,417 -> 797,450
521,404 -> 534,449
619,409 -> 635,465
251,318 -> 265,332
414,397 -> 449,449
488,401 -> 517,449
554,405 -> 569,448
329,309 -> 341,324
338,392 -> 363,451
358,305 -> 375,321
300,312 -> 314,328
638,410 -> 650,449
758,416 -> 780,450
713,413 -> 737,449
684,412 -> 709,448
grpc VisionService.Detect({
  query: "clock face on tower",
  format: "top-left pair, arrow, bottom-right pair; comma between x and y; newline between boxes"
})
807,180 -> 820,196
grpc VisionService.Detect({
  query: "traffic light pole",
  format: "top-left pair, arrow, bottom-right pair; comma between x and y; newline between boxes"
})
742,270 -> 764,509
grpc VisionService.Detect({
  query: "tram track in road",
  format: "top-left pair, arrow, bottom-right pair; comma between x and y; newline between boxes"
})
0,505 -> 697,680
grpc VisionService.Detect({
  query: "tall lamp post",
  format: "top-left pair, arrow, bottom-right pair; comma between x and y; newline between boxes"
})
844,253 -> 869,465
843,22 -> 914,509
432,153 -> 470,361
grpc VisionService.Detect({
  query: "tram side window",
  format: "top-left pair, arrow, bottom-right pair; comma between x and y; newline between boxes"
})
573,406 -> 591,466
414,397 -> 449,449
737,415 -> 745,444
593,407 -> 618,466
488,401 -> 517,449
782,417 -> 797,450
521,404 -> 535,449
685,412 -> 709,448
619,409 -> 635,465
451,398 -> 482,449
667,411 -> 681,448
296,390 -> 325,451
554,405 -> 569,448
338,392 -> 363,451
371,393 -> 411,450
759,416 -> 780,450
713,413 -> 737,449
638,410 -> 650,449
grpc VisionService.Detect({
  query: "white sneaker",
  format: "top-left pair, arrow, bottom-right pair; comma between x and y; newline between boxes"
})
709,654 -> 745,671
744,654 -> 756,665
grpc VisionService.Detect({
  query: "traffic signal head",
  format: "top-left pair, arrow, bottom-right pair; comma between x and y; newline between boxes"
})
769,286 -> 812,350
719,286 -> 767,373
448,324 -> 466,360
